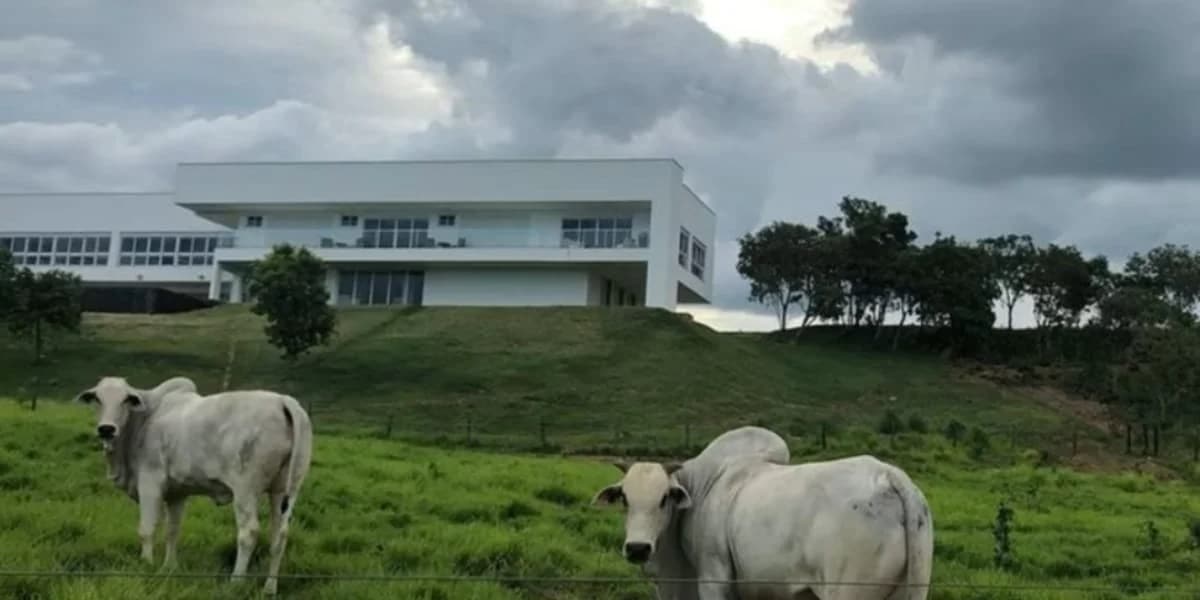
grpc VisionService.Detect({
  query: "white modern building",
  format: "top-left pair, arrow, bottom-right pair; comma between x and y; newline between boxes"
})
1,159 -> 715,311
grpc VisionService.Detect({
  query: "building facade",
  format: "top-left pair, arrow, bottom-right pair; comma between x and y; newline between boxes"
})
1,159 -> 715,311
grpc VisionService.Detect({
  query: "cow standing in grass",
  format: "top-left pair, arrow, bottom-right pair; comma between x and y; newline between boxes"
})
75,376 -> 313,596
592,426 -> 934,600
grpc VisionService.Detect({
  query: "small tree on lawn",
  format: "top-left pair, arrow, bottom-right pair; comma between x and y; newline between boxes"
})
8,268 -> 83,363
246,244 -> 336,361
0,248 -> 15,317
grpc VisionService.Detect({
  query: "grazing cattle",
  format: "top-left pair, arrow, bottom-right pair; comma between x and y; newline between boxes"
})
593,428 -> 933,600
75,376 -> 313,596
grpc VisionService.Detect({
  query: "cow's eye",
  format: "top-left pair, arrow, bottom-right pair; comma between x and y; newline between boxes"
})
659,494 -> 669,508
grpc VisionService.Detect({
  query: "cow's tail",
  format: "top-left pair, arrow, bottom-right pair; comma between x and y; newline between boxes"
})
884,465 -> 934,600
278,394 -> 313,517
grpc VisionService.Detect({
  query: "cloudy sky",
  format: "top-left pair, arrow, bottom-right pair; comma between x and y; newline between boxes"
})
3,0 -> 1198,331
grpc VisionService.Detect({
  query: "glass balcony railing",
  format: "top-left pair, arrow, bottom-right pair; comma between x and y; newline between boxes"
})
224,227 -> 651,250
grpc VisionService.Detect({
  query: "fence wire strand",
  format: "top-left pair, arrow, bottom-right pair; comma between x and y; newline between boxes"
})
0,569 -> 1195,595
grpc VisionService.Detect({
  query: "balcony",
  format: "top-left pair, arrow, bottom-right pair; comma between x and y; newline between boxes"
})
227,227 -> 651,251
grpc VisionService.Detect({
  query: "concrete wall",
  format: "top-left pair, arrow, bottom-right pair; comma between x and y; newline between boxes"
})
422,268 -> 590,307
673,184 -> 717,302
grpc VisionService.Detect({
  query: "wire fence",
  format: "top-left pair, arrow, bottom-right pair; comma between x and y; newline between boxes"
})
0,569 -> 1197,595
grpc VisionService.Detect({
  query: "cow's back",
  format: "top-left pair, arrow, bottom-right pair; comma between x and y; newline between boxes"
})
152,390 -> 298,500
724,456 -> 909,599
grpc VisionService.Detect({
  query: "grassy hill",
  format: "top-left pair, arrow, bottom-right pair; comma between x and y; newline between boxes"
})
0,306 -> 1101,459
1,403 -> 1199,600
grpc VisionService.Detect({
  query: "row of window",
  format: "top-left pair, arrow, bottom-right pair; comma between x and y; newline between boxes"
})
0,234 -> 228,268
361,218 -> 433,249
336,270 -> 426,306
118,235 -> 224,266
561,217 -> 640,248
250,214 -> 459,229
601,278 -> 639,306
678,227 -> 706,280
1,234 -> 113,266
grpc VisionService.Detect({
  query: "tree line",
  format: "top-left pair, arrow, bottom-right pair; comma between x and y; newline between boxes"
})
736,196 -> 1200,459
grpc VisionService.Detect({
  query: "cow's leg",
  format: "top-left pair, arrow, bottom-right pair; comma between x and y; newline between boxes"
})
694,558 -> 735,600
263,491 -> 291,596
230,490 -> 261,581
135,479 -> 163,564
161,497 -> 187,571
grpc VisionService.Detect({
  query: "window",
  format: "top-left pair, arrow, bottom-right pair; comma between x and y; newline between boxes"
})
117,234 -> 225,267
678,228 -> 690,267
561,216 -> 635,248
361,217 -> 431,249
335,270 -> 425,306
340,215 -> 359,227
691,239 -> 707,280
1,233 -> 112,267
438,214 -> 457,227
245,215 -> 263,228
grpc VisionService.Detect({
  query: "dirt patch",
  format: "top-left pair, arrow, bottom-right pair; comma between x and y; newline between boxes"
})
1018,385 -> 1118,435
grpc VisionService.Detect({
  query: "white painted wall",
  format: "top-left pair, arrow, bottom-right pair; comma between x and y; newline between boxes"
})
423,268 -> 590,306
673,184 -> 717,302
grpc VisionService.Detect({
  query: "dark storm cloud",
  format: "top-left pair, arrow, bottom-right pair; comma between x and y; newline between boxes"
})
824,0 -> 1200,182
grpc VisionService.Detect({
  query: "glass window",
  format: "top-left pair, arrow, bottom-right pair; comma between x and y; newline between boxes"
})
338,272 -> 355,305
120,256 -> 132,266
379,230 -> 395,248
207,238 -> 218,252
162,256 -> 174,266
389,272 -> 406,305
178,256 -> 191,266
0,237 -> 9,250
408,271 -> 424,305
54,255 -> 67,265
341,215 -> 358,227
134,256 -> 147,266
438,214 -> 456,226
678,228 -> 690,267
414,218 -> 429,230
354,272 -> 373,305
12,237 -> 25,252
364,219 -> 380,231
163,237 -> 176,252
121,237 -> 134,252
371,272 -> 390,304
38,255 -> 50,265
691,239 -> 706,279
69,237 -> 83,252
245,215 -> 263,228
99,237 -> 111,253
148,256 -> 161,266
395,230 -> 411,248
97,256 -> 108,266
84,237 -> 97,252
83,256 -> 95,266
179,238 -> 193,252
134,237 -> 148,252
149,237 -> 162,252
56,237 -> 69,252
68,255 -> 81,265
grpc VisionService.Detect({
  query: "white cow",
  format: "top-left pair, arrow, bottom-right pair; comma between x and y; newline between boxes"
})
593,428 -> 933,600
75,376 -> 313,596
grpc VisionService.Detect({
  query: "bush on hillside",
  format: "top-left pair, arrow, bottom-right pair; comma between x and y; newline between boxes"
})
943,419 -> 967,447
969,427 -> 991,460
878,410 -> 904,435
907,414 -> 929,434
246,244 -> 337,361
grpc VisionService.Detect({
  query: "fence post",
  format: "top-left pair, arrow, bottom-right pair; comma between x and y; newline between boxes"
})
466,415 -> 473,444
820,422 -> 827,450
1071,427 -> 1078,457
539,417 -> 547,448
29,376 -> 39,412
385,414 -> 394,438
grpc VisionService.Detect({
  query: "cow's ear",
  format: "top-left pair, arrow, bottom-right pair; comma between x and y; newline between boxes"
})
663,462 -> 684,476
124,393 -> 147,412
611,461 -> 630,473
591,484 -> 625,507
75,390 -> 97,404
668,484 -> 692,510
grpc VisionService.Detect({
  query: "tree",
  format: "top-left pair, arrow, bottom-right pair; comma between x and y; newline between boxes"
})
736,221 -> 843,331
1123,243 -> 1200,325
831,197 -> 917,331
1029,244 -> 1109,330
0,248 -> 14,318
1112,327 -> 1200,457
245,244 -> 337,361
7,268 -> 83,363
1094,277 -> 1177,330
979,234 -> 1037,329
911,235 -> 1000,352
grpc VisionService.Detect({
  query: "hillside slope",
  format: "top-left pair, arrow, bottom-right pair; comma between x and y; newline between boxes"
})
0,306 -> 1095,455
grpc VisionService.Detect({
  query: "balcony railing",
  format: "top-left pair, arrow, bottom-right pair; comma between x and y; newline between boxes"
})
224,227 -> 651,250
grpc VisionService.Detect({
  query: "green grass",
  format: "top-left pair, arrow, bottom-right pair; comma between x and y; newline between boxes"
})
1,402 -> 1199,599
0,306 -> 1094,456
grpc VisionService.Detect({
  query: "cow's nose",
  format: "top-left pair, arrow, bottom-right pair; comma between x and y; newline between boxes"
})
624,542 -> 652,564
97,425 -> 116,439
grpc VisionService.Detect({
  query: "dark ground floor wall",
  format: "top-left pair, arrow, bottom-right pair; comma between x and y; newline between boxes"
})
82,286 -> 219,314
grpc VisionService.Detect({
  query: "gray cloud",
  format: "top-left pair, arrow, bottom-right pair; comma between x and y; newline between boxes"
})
2,0 -> 1200,329
825,0 -> 1200,183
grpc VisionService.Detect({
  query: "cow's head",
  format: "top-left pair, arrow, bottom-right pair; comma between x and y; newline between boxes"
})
74,377 -> 147,452
591,461 -> 692,565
